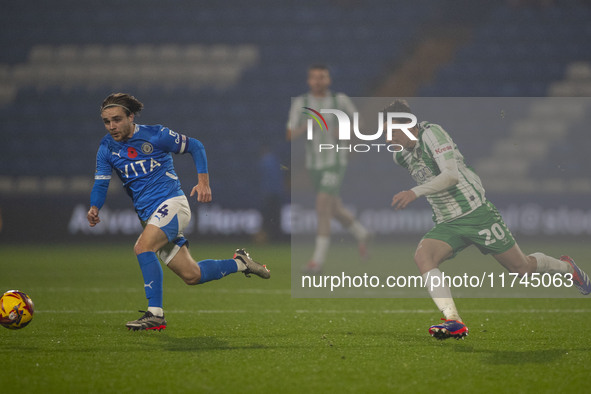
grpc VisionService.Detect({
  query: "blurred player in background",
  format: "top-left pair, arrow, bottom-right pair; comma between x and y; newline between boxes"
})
257,143 -> 284,243
88,93 -> 270,331
287,64 -> 369,273
386,99 -> 591,340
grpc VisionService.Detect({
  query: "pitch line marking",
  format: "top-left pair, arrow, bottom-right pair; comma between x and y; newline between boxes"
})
37,308 -> 591,314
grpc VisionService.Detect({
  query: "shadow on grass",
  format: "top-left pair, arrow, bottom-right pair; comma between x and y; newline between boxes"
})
156,335 -> 269,352
481,349 -> 567,365
453,345 -> 583,365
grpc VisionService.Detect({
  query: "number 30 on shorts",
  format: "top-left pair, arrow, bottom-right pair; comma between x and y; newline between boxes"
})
478,223 -> 506,246
321,171 -> 339,187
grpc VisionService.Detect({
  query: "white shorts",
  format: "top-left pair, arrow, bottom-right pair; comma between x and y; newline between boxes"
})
142,195 -> 191,265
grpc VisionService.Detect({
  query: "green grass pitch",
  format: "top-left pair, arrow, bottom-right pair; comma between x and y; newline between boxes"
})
1,241 -> 589,393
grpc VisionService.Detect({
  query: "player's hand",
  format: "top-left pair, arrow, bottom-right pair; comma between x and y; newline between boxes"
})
190,183 -> 212,203
391,190 -> 417,210
87,206 -> 101,227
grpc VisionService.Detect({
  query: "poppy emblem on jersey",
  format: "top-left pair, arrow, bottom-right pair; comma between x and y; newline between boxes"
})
127,147 -> 138,159
141,142 -> 154,155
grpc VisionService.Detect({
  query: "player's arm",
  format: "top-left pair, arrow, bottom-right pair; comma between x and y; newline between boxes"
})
88,144 -> 112,226
392,133 -> 459,210
286,125 -> 307,141
169,132 -> 212,203
411,150 -> 459,197
190,172 -> 211,203
158,126 -> 212,203
183,138 -> 212,203
286,97 -> 306,141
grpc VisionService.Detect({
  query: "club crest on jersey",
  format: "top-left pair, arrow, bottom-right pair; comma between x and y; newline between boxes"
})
141,142 -> 154,155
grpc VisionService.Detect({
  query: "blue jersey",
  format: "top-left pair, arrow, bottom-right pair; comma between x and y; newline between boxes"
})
92,124 -> 200,221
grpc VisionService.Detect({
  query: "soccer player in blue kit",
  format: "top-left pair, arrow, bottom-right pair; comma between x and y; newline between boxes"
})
87,93 -> 270,331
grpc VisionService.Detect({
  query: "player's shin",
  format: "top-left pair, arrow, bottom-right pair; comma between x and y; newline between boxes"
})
530,252 -> 573,275
423,268 -> 462,321
137,252 -> 164,316
196,259 -> 239,284
347,220 -> 368,242
311,235 -> 330,267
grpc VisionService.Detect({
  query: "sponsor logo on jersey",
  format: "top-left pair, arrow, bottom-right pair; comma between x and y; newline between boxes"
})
434,145 -> 452,155
120,158 -> 162,178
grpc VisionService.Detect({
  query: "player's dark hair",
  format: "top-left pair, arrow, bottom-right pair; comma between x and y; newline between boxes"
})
384,99 -> 412,114
100,93 -> 143,116
308,63 -> 330,73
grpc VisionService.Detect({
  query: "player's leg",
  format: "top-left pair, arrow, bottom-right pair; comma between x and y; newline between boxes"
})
148,197 -> 235,285
414,238 -> 453,274
307,166 -> 368,272
306,191 -> 333,273
415,238 -> 463,322
416,228 -> 470,340
151,196 -> 270,282
331,196 -> 354,227
165,244 -> 270,284
166,244 -> 238,284
492,243 -> 537,277
472,200 -> 589,294
127,196 -> 192,330
332,197 -> 370,260
133,224 -> 169,312
494,243 -> 590,295
128,196 -> 270,331
325,164 -> 369,258
127,223 -> 170,331
165,244 -> 201,284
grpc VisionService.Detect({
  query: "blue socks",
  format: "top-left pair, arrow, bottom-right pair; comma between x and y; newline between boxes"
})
137,252 -> 163,308
136,253 -> 238,308
197,259 -> 238,284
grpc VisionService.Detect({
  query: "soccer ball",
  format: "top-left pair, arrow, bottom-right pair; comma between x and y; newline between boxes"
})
0,290 -> 35,329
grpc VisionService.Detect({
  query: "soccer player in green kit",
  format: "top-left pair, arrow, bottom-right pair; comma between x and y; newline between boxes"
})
386,99 -> 590,340
287,64 -> 369,273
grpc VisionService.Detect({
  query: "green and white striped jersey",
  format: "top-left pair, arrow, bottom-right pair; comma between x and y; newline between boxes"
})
288,92 -> 357,170
393,121 -> 486,224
